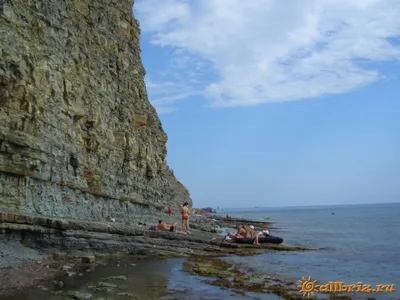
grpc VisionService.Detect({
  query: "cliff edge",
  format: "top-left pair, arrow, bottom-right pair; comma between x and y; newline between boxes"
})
0,0 -> 191,224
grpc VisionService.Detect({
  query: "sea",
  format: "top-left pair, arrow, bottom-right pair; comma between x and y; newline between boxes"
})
218,202 -> 400,300
9,203 -> 400,300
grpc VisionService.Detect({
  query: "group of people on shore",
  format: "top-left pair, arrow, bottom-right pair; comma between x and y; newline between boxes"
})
156,204 -> 271,246
155,202 -> 191,234
226,225 -> 270,245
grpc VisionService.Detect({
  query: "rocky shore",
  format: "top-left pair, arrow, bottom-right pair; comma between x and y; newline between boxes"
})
0,211 -> 310,299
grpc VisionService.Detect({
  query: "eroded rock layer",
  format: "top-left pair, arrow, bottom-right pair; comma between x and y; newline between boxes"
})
0,0 -> 190,223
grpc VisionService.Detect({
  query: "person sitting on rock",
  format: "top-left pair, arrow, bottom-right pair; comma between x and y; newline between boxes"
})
156,220 -> 177,232
227,225 -> 246,239
246,225 -> 259,245
237,225 -> 247,237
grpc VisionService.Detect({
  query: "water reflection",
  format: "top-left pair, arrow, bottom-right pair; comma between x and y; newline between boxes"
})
7,257 -> 278,300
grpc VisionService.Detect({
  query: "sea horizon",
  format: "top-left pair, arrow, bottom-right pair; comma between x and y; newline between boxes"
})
215,201 -> 399,211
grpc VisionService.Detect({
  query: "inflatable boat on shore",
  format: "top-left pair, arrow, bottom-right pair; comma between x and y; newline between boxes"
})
234,235 -> 283,244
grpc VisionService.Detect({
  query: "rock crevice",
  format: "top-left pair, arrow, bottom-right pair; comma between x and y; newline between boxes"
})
0,0 -> 190,223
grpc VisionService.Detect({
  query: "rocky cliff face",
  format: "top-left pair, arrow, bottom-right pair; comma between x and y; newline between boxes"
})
0,0 -> 191,223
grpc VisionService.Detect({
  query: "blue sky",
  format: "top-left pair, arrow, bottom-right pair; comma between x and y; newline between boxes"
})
134,0 -> 400,208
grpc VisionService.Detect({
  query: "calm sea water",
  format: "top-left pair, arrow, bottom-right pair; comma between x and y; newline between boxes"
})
220,203 -> 400,299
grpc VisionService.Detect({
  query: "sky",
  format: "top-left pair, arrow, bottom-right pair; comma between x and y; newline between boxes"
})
134,0 -> 400,208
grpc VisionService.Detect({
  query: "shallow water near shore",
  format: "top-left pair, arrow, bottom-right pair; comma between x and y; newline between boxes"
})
221,202 -> 400,299
7,257 -> 281,300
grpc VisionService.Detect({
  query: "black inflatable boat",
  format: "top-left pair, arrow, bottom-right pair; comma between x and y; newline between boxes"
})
234,235 -> 283,244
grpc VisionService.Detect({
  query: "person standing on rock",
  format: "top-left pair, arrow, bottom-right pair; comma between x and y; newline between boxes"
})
181,202 -> 191,234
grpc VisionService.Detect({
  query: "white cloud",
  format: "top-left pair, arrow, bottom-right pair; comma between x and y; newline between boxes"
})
145,77 -> 200,114
135,0 -> 400,108
152,106 -> 178,115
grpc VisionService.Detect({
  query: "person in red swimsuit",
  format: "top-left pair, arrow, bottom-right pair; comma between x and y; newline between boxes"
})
181,202 -> 190,234
168,206 -> 172,215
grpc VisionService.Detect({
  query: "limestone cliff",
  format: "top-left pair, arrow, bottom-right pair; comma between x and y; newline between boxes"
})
0,0 -> 191,223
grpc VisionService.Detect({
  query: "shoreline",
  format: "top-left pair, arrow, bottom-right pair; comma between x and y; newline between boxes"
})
0,211 -> 309,299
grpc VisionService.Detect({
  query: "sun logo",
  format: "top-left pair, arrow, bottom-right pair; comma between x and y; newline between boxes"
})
298,276 -> 318,298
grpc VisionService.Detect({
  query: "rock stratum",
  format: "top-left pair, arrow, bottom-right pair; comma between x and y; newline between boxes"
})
0,0 -> 191,224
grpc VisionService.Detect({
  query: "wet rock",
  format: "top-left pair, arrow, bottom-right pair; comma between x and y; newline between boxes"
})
266,284 -> 306,300
63,265 -> 73,271
53,291 -> 63,295
93,287 -> 113,293
96,282 -> 118,288
53,280 -> 64,288
117,292 -> 134,298
67,291 -> 93,300
103,275 -> 127,281
66,271 -> 76,277
183,257 -> 233,277
82,256 -> 95,263
183,257 -> 304,297
89,281 -> 118,292
53,252 -> 67,260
